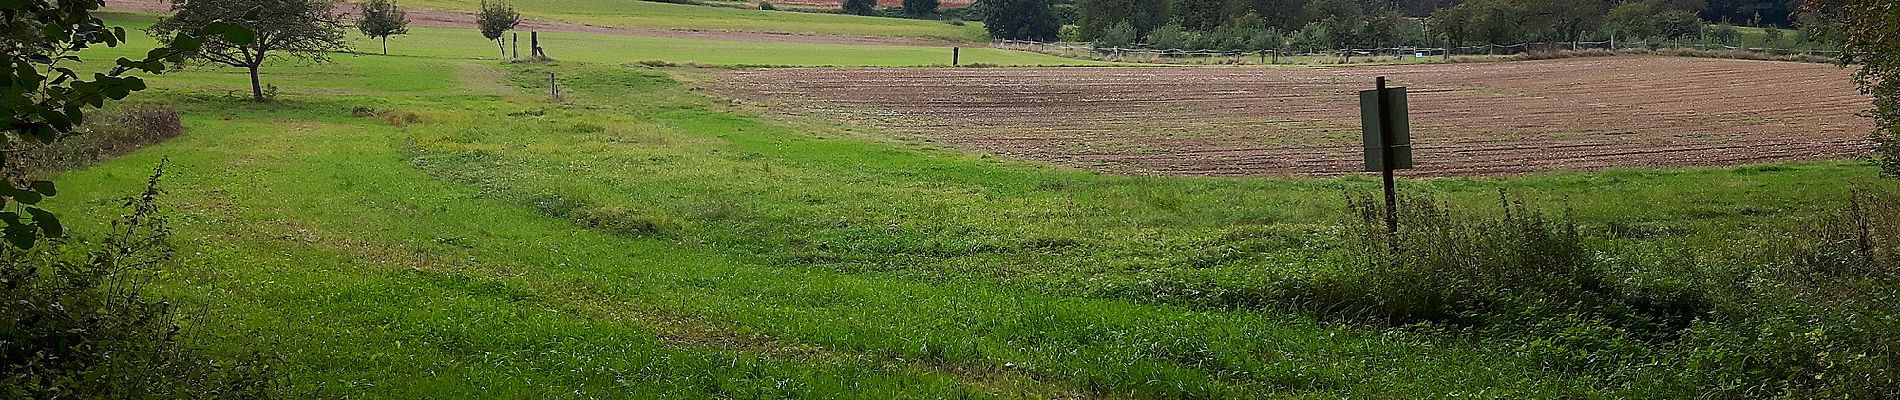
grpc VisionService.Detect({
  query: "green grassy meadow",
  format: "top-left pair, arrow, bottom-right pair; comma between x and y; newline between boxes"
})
32,10 -> 1896,400
401,0 -> 986,41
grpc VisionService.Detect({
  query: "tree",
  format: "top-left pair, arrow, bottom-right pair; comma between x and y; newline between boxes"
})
357,0 -> 410,55
1146,23 -> 1203,49
151,0 -> 349,102
1171,0 -> 1227,30
844,0 -> 877,15
1095,21 -> 1139,47
1655,10 -> 1705,39
1076,0 -> 1168,40
983,0 -> 1062,41
904,0 -> 940,17
3,2 -> 247,246
477,0 -> 521,59
1808,0 -> 1900,177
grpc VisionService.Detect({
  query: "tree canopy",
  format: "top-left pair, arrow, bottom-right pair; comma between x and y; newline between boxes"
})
357,0 -> 411,55
477,0 -> 521,58
151,0 -> 348,102
983,0 -> 1062,41
1809,0 -> 1900,177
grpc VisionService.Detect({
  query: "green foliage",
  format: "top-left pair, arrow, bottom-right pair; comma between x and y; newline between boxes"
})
1705,23 -> 1740,44
982,0 -> 1061,40
1144,23 -> 1201,49
1,164 -> 275,399
1,0 -> 249,250
475,0 -> 521,57
842,0 -> 876,15
1655,11 -> 1706,39
151,0 -> 349,102
356,0 -> 411,55
1092,20 -> 1138,47
1675,190 -> 1900,397
1818,0 -> 1900,178
902,0 -> 939,17
1075,0 -> 1168,40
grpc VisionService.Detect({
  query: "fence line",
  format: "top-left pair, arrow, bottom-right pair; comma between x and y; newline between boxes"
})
991,39 -> 1842,62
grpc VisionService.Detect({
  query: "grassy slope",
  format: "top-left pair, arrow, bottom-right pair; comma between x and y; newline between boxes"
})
102,12 -> 1092,67
402,0 -> 986,41
44,14 -> 1895,400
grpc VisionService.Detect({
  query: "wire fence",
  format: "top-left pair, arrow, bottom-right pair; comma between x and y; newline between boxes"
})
992,39 -> 1842,63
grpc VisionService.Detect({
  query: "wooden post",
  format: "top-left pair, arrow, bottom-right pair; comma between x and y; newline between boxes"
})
531,31 -> 541,58
511,32 -> 519,60
1375,76 -> 1399,242
549,72 -> 560,101
953,47 -> 960,66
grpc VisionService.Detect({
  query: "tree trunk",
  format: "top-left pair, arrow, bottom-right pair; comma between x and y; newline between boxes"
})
382,36 -> 389,55
248,64 -> 264,102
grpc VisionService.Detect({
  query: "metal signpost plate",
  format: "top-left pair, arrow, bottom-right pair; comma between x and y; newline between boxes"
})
1360,86 -> 1413,172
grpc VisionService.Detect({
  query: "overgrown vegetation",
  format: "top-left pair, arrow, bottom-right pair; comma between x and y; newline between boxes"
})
2,165 -> 275,399
1813,0 -> 1900,177
8,107 -> 185,179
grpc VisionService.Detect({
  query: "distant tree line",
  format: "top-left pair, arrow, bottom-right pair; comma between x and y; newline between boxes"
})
1049,0 -> 1837,51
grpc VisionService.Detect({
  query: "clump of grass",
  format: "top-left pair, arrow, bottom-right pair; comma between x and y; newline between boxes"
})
5,106 -> 185,179
1676,189 -> 1900,398
1298,191 -> 1611,326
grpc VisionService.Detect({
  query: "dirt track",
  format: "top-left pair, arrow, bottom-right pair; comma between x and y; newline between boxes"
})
105,0 -> 956,46
710,57 -> 1874,177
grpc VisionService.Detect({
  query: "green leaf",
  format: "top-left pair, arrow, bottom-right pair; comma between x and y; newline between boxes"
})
29,181 -> 55,197
25,207 -> 62,238
3,224 -> 37,250
204,22 -> 257,45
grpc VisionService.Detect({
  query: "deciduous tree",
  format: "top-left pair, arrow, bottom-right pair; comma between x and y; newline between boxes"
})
151,0 -> 349,102
904,0 -> 940,17
983,0 -> 1062,41
358,0 -> 410,55
844,0 -> 877,15
1808,0 -> 1900,177
478,0 -> 521,59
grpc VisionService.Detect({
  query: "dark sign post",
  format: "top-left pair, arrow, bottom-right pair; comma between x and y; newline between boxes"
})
1361,76 -> 1412,238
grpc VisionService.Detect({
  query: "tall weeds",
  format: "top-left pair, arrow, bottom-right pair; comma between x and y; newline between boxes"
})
0,163 -> 274,399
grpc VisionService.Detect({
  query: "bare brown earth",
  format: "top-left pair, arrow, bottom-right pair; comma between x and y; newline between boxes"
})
709,57 -> 1874,177
105,0 -> 957,46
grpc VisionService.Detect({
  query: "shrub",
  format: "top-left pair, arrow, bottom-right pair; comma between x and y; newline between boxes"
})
902,0 -> 937,17
842,0 -> 875,15
1093,21 -> 1138,48
0,163 -> 275,398
1146,23 -> 1202,50
757,1 -> 774,10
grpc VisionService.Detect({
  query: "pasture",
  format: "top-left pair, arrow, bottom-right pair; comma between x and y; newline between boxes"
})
713,57 -> 1871,176
15,3 -> 1898,399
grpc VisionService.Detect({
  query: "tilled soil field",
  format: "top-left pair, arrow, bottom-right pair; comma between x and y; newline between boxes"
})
709,57 -> 1873,176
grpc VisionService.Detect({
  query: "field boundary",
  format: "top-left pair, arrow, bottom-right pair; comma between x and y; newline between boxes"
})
994,39 -> 1844,65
